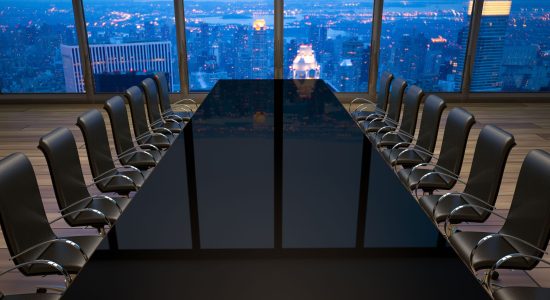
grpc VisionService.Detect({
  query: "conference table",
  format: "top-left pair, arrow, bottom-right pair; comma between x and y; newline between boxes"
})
62,80 -> 490,299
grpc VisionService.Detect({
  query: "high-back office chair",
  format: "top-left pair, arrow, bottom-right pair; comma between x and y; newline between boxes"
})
361,77 -> 407,133
38,127 -> 130,231
417,125 -> 515,226
153,72 -> 195,121
125,86 -> 174,150
381,95 -> 446,169
448,150 -> 550,278
350,71 -> 393,122
140,78 -> 183,133
369,85 -> 424,148
76,109 -> 145,195
104,96 -> 161,170
396,107 -> 475,193
0,153 -> 103,285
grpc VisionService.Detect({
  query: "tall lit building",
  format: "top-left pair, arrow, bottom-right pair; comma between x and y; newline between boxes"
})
251,19 -> 269,78
61,41 -> 173,93
291,44 -> 320,79
457,0 -> 512,91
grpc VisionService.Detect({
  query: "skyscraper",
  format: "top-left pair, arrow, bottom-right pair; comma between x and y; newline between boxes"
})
61,41 -> 173,93
251,19 -> 269,78
291,44 -> 320,79
457,0 -> 512,91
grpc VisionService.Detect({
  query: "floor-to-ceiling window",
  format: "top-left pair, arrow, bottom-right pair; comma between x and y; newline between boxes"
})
184,0 -> 275,92
83,0 -> 180,93
283,0 -> 373,92
379,0 -> 471,92
0,1 -> 80,93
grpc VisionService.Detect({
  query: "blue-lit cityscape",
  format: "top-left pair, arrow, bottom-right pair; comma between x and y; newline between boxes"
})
0,0 -> 548,93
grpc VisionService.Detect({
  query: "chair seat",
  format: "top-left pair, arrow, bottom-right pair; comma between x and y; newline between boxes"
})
382,148 -> 431,168
2,293 -> 61,300
418,194 -> 485,223
154,121 -> 182,134
493,287 -> 550,300
449,231 -> 532,270
65,196 -> 131,227
97,169 -> 149,194
123,149 -> 162,170
351,110 -> 379,122
168,110 -> 192,121
397,168 -> 453,191
22,235 -> 102,275
140,134 -> 174,150
372,132 -> 410,149
361,119 -> 392,133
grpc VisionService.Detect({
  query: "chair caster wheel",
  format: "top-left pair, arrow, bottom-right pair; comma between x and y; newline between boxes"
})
36,288 -> 47,294
491,271 -> 499,280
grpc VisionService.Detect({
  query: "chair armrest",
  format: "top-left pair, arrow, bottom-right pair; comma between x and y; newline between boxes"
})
60,195 -> 122,214
174,98 -> 198,110
10,238 -> 89,262
445,204 -> 507,238
162,111 -> 186,122
376,125 -> 398,137
115,150 -> 158,165
135,132 -> 172,145
469,233 -> 548,271
413,171 -> 467,200
49,208 -> 112,233
381,129 -> 415,143
349,98 -> 374,111
162,118 -> 184,129
88,174 -> 138,191
171,103 -> 194,112
485,253 -> 550,291
0,260 -> 72,287
432,192 -> 495,223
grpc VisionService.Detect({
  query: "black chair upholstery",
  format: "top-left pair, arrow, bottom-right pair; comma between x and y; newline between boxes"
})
153,72 -> 195,121
448,150 -> 550,272
493,287 -> 550,300
361,77 -> 407,133
397,107 -> 475,193
38,127 -> 130,229
381,95 -> 446,168
124,86 -> 174,149
350,71 -> 393,121
140,78 -> 183,134
418,125 -> 515,223
369,85 -> 424,148
104,96 -> 161,170
76,109 -> 146,195
0,153 -> 102,279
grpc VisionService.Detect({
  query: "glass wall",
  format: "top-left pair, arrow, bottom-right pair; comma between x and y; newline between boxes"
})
283,0 -> 373,92
184,0 -> 274,92
471,0 -> 550,92
83,0 -> 180,93
379,0 -> 471,92
0,1 -> 80,93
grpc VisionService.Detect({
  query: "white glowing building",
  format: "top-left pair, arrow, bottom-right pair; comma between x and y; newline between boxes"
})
291,44 -> 320,79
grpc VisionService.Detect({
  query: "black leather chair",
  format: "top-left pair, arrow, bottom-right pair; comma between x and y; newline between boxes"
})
381,95 -> 446,169
360,77 -> 407,133
397,107 -> 475,193
76,109 -> 146,195
153,72 -> 195,121
0,153 -> 102,286
38,127 -> 130,232
104,96 -> 161,170
125,86 -> 175,150
369,85 -> 424,148
349,71 -> 393,122
417,125 -> 515,226
141,78 -> 184,134
448,150 -> 550,276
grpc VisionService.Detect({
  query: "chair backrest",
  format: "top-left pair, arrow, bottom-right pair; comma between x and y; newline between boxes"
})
501,149 -> 550,259
154,72 -> 171,114
398,85 -> 424,136
38,128 -> 91,215
434,107 -> 475,176
375,71 -> 393,112
0,153 -> 56,265
76,109 -> 116,179
463,125 -> 515,217
125,86 -> 150,138
385,77 -> 407,123
415,95 -> 446,152
141,78 -> 163,125
104,96 -> 135,156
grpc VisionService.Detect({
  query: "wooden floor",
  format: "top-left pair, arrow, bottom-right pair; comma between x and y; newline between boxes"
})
0,102 -> 549,295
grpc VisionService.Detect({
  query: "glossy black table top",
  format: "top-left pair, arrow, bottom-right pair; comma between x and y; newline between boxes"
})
62,80 -> 490,299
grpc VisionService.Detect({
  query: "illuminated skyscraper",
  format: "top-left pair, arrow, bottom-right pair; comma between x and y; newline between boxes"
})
61,41 -> 173,93
456,0 -> 512,91
251,19 -> 269,78
291,44 -> 320,79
